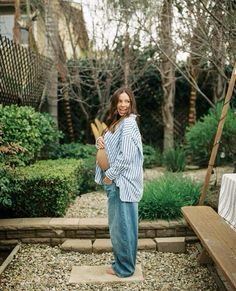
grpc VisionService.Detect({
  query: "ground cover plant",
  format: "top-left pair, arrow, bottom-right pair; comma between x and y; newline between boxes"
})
139,173 -> 202,220
143,144 -> 162,168
163,146 -> 186,172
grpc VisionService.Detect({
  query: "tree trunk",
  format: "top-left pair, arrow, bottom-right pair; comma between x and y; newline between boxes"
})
211,3 -> 227,103
160,0 -> 175,151
45,0 -> 59,126
124,31 -> 130,86
13,0 -> 21,44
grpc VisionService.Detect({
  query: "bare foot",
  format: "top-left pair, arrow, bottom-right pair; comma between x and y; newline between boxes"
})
106,267 -> 116,275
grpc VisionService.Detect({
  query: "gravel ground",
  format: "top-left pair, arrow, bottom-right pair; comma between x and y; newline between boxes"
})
1,166 -> 233,291
1,243 -> 218,291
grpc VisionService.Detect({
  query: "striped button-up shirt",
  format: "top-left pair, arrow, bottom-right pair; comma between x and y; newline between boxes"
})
95,114 -> 143,202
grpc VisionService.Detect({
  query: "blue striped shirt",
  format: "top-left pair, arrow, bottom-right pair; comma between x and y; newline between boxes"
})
95,114 -> 143,202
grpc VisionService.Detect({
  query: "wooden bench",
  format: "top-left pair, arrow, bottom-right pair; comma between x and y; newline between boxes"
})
181,206 -> 236,290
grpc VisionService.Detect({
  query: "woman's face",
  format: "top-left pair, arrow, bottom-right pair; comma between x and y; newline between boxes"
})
116,92 -> 131,116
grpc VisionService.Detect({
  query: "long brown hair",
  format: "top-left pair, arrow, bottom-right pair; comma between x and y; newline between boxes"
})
106,87 -> 138,132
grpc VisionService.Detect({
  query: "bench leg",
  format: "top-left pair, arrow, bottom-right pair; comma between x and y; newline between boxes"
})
198,248 -> 213,265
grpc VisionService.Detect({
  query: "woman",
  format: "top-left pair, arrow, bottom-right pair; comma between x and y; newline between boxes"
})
95,87 -> 143,278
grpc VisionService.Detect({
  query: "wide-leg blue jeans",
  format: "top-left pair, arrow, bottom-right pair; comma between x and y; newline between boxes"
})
103,182 -> 138,277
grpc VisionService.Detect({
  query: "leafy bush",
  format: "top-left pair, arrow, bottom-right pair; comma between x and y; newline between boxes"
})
0,165 -> 15,208
0,105 -> 62,166
48,142 -> 96,160
1,159 -> 84,218
163,146 -> 186,172
139,173 -> 202,220
46,143 -> 98,193
143,144 -> 162,168
184,102 -> 236,166
79,156 -> 98,193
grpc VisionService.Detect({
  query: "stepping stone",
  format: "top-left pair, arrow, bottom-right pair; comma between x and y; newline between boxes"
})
155,237 -> 185,253
69,264 -> 143,284
93,239 -> 112,253
61,239 -> 92,253
138,238 -> 156,251
93,238 -> 157,253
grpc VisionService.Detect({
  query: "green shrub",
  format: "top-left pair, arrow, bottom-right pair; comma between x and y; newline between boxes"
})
0,165 -> 15,208
49,142 -> 96,160
163,146 -> 186,172
139,173 -> 202,220
0,105 -> 62,166
184,102 -> 236,166
143,144 -> 162,168
4,159 -> 84,217
46,143 -> 98,193
79,156 -> 98,193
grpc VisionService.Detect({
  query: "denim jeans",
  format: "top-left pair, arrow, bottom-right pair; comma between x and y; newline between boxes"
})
103,182 -> 138,277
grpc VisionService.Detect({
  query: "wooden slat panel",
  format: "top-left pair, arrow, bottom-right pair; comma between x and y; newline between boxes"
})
181,206 -> 236,290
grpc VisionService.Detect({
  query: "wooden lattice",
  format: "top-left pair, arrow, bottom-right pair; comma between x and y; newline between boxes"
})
0,34 -> 53,109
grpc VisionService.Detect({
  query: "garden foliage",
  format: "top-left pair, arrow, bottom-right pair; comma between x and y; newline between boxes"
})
48,142 -> 98,193
184,102 -> 236,166
143,145 -> 162,168
163,146 -> 186,172
0,159 -> 84,218
0,105 -> 62,166
0,165 -> 17,209
139,173 -> 202,220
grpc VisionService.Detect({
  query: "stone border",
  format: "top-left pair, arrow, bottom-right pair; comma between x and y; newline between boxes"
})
0,217 -> 194,246
0,244 -> 21,275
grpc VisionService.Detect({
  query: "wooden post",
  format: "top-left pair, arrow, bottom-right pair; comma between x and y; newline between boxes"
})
199,63 -> 236,205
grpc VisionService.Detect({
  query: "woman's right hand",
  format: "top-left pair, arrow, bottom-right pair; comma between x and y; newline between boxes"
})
97,136 -> 105,149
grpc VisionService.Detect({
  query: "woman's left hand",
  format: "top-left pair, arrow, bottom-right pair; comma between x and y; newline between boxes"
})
103,176 -> 112,185
97,136 -> 105,149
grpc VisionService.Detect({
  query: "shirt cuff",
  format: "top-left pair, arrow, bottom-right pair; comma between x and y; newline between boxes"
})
105,169 -> 116,181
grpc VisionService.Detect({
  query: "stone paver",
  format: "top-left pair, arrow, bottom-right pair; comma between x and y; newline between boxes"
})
93,239 -> 112,253
69,264 -> 143,284
138,238 -> 156,251
61,239 -> 92,253
78,218 -> 108,229
56,237 -> 187,255
155,237 -> 186,253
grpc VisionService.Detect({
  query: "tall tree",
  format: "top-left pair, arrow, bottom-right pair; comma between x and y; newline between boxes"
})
186,1 -> 208,125
45,0 -> 59,126
177,0 -> 235,122
210,1 -> 227,103
13,0 -> 21,44
159,0 -> 175,150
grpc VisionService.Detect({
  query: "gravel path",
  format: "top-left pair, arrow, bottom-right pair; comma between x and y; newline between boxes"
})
1,244 -> 218,290
1,166 -> 233,291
